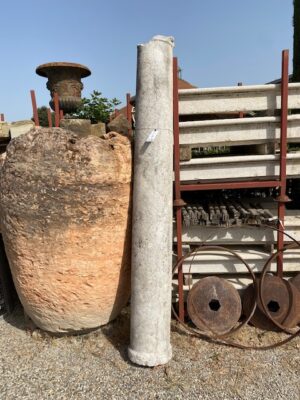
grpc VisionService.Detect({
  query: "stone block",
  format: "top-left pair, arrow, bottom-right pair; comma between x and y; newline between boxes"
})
91,122 -> 106,137
60,118 -> 91,136
0,122 -> 10,138
9,120 -> 35,139
107,114 -> 131,138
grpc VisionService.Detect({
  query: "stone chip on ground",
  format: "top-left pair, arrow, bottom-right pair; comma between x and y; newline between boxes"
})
0,307 -> 299,400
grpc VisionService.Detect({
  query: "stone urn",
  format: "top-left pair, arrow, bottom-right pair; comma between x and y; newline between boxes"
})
36,62 -> 91,114
0,128 -> 132,333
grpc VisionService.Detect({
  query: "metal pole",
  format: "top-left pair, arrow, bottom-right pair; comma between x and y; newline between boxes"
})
277,49 -> 289,277
59,109 -> 64,121
238,82 -> 244,118
54,93 -> 60,128
173,57 -> 185,322
30,90 -> 40,127
47,108 -> 53,128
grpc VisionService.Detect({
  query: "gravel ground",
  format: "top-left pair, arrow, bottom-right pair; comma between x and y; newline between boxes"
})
0,306 -> 299,400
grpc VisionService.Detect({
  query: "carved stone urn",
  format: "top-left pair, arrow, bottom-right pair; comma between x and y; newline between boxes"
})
36,62 -> 91,113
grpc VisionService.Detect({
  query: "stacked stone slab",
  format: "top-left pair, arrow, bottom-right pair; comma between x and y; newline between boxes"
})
0,128 -> 132,333
9,120 -> 35,139
0,120 -> 34,139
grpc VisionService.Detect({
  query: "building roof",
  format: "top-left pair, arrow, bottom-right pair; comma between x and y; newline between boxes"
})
115,78 -> 197,117
177,78 -> 197,89
267,74 -> 293,84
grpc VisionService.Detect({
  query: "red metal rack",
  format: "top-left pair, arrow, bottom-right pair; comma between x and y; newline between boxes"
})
173,50 -> 290,322
30,90 -> 62,128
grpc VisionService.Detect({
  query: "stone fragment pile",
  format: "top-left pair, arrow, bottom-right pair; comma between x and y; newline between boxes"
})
182,200 -> 275,227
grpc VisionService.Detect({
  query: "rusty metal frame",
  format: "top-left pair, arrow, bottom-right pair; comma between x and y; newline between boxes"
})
47,108 -> 53,128
276,49 -> 289,276
173,57 -> 185,321
54,93 -> 60,128
173,50 -> 289,321
30,90 -> 40,127
238,82 -> 244,119
180,180 -> 280,191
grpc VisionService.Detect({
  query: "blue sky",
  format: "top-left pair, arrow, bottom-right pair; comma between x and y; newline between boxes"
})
0,0 -> 294,121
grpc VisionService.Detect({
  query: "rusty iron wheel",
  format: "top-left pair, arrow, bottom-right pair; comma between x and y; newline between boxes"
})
291,273 -> 300,292
172,226 -> 300,349
187,276 -> 242,335
290,273 -> 300,326
243,274 -> 300,330
258,247 -> 300,333
173,245 -> 257,338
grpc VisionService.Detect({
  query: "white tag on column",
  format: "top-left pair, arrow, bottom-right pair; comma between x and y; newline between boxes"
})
145,129 -> 159,143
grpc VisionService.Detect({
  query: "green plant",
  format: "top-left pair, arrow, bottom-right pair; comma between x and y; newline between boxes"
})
71,90 -> 120,124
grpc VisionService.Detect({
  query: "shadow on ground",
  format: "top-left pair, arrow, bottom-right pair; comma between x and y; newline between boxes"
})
3,304 -> 28,331
101,306 -> 132,363
2,302 -> 133,364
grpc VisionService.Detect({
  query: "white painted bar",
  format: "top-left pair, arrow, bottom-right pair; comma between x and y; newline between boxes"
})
178,226 -> 300,244
173,248 -> 300,274
174,216 -> 300,245
179,115 -> 300,147
172,273 -> 296,293
179,83 -> 300,115
180,153 -> 300,181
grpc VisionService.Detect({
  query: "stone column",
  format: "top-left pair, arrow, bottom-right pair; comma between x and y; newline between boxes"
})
128,35 -> 174,367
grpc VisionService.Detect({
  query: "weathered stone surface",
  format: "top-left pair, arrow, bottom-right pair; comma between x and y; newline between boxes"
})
60,118 -> 91,136
9,120 -> 35,139
0,153 -> 6,167
129,35 -> 174,367
91,122 -> 106,137
107,114 -> 131,138
179,145 -> 191,161
0,128 -> 132,333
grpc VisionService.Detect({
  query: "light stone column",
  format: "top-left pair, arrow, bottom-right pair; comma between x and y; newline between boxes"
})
128,35 -> 174,367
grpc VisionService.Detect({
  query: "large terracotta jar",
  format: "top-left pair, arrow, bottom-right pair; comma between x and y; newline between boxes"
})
0,128 -> 132,333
